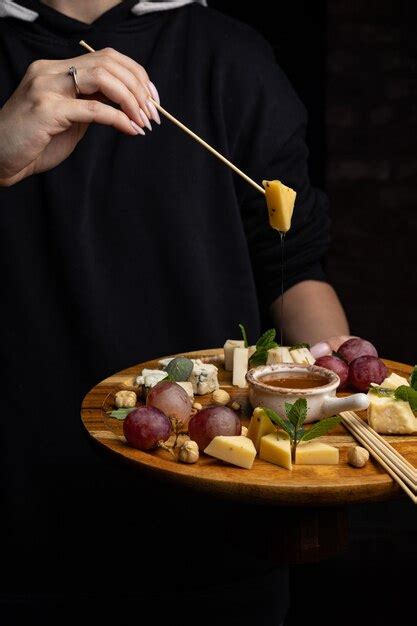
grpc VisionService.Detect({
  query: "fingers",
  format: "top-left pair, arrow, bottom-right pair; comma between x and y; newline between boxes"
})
63,98 -> 145,136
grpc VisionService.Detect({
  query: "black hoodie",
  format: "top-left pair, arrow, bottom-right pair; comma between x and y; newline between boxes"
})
0,0 -> 328,615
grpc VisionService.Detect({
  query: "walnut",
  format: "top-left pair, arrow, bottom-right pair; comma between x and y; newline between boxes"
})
114,390 -> 137,408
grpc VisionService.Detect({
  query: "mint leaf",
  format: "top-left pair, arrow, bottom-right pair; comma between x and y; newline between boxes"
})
238,323 -> 249,348
261,406 -> 295,441
256,328 -> 276,349
291,343 -> 311,350
164,357 -> 193,382
108,407 -> 136,420
285,398 -> 307,430
300,416 -> 341,442
249,349 -> 269,367
410,366 -> 417,390
395,385 -> 417,411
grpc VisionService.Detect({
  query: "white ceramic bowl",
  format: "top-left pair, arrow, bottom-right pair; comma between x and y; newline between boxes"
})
246,363 -> 369,423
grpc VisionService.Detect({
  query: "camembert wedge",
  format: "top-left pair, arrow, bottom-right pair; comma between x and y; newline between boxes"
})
259,431 -> 292,470
247,407 -> 276,452
262,179 -> 296,233
204,435 -> 257,469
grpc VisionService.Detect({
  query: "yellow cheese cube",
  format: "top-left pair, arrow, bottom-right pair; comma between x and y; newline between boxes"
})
259,432 -> 292,470
262,179 -> 296,233
295,441 -> 339,465
267,347 -> 293,364
204,435 -> 257,469
380,373 -> 410,390
367,394 -> 417,434
247,407 -> 276,452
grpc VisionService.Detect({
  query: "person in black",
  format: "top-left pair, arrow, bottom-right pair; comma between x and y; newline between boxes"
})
0,1 -> 351,624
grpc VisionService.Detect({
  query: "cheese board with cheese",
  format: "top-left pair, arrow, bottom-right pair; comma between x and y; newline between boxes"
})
81,340 -> 416,506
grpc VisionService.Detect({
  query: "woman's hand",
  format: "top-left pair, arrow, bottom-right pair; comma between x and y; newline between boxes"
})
0,47 -> 161,187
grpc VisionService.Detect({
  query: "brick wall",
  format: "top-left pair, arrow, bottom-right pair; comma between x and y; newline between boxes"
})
325,0 -> 417,364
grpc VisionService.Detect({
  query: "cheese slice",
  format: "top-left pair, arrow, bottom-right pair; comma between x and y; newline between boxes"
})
367,394 -> 417,434
204,435 -> 257,469
290,348 -> 315,365
295,441 -> 339,465
247,407 -> 276,452
379,373 -> 410,390
259,431 -> 292,470
232,347 -> 249,388
224,339 -> 244,371
267,347 -> 293,364
262,179 -> 296,233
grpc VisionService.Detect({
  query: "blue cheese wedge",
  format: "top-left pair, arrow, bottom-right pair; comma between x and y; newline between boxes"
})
189,362 -> 219,395
136,369 -> 168,388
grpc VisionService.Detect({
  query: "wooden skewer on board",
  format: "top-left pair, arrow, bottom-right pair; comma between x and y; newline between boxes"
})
341,411 -> 416,504
79,40 -> 265,196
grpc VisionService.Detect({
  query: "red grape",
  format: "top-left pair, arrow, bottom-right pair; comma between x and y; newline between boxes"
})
348,356 -> 388,392
147,381 -> 192,426
338,338 -> 378,364
123,407 -> 171,451
188,406 -> 241,450
315,355 -> 349,389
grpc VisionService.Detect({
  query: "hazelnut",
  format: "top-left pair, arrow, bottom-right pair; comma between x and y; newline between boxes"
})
212,389 -> 231,406
348,446 -> 369,468
231,401 -> 241,411
193,402 -> 203,411
114,390 -> 137,408
178,440 -> 199,464
241,426 -> 248,437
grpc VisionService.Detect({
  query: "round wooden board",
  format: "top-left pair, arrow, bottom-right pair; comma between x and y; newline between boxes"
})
81,350 -> 416,506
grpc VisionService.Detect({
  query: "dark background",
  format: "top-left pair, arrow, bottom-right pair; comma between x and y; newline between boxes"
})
211,1 -> 416,624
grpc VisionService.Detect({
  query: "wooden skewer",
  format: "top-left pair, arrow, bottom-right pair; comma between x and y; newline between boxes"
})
79,40 -> 266,196
341,412 -> 416,503
342,412 -> 415,487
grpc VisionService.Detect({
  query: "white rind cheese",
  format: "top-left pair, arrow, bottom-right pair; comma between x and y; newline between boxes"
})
259,432 -> 292,470
232,347 -> 249,388
223,340 -> 244,371
295,441 -> 339,465
204,435 -> 257,469
267,347 -> 293,364
367,394 -> 417,434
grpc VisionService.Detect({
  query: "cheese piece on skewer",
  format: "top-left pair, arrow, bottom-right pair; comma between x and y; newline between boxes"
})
223,339 -> 245,371
247,408 -> 276,452
262,180 -> 296,233
267,347 -> 293,364
233,347 -> 249,388
290,348 -> 316,365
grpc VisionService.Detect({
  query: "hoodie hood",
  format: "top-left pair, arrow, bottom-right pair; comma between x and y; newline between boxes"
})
0,0 -> 207,22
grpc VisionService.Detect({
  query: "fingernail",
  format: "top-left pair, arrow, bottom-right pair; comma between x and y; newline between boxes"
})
139,108 -> 152,131
147,99 -> 161,125
130,120 -> 145,135
148,81 -> 160,105
310,342 -> 332,359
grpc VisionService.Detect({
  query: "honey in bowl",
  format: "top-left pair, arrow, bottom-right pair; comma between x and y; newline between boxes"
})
261,372 -> 329,389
